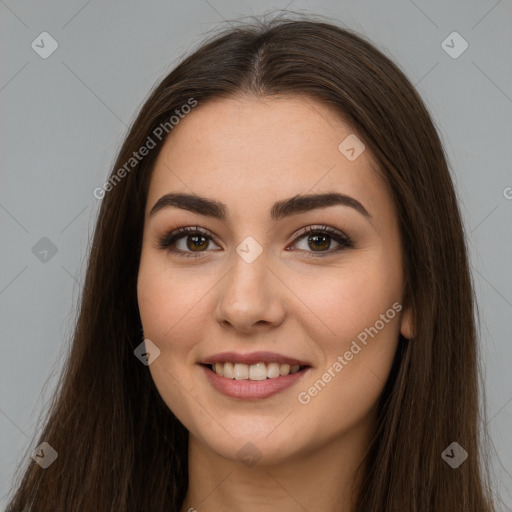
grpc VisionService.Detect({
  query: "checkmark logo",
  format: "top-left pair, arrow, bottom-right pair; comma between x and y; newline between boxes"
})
31,237 -> 58,263
441,441 -> 468,468
345,147 -> 356,158
134,339 -> 161,366
237,442 -> 262,467
441,31 -> 468,59
31,32 -> 58,59
31,442 -> 58,468
338,134 -> 365,161
236,236 -> 263,263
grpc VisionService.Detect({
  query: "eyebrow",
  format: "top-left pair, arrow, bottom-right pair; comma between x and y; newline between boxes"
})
149,192 -> 371,221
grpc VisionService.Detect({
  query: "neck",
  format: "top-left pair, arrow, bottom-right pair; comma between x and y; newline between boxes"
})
180,414 -> 374,512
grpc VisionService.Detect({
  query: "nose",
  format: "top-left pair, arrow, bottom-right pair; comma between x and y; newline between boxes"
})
214,249 -> 286,334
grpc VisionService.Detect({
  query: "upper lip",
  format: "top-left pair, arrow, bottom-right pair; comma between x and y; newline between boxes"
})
201,351 -> 311,367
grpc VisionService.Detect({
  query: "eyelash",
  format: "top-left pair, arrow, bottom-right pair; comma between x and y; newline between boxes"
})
157,225 -> 353,259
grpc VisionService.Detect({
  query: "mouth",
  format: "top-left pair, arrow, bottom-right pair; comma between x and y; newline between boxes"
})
201,361 -> 309,380
199,352 -> 312,399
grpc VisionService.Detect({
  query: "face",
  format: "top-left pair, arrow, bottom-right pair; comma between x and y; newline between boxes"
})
137,95 -> 412,465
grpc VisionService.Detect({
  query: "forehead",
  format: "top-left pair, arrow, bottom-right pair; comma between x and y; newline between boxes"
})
146,95 -> 386,221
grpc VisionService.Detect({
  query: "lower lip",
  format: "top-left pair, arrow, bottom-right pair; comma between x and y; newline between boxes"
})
201,365 -> 310,399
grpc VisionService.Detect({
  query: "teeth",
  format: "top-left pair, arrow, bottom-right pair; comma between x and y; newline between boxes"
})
267,362 -> 280,379
223,362 -> 234,379
233,363 -> 248,380
280,363 -> 290,375
210,362 -> 304,380
249,362 -> 267,381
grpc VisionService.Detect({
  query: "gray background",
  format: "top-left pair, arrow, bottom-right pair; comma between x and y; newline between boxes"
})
1,0 -> 511,509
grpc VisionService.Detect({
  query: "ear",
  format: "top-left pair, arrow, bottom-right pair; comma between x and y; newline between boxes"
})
400,306 -> 414,340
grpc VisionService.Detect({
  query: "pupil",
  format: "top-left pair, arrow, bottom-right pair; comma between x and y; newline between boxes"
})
187,235 -> 207,251
310,234 -> 330,251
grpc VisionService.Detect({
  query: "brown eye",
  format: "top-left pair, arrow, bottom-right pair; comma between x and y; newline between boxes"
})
289,225 -> 353,256
185,234 -> 209,251
305,233 -> 331,251
158,226 -> 219,257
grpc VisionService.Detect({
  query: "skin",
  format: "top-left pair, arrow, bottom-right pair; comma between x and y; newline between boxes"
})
137,95 -> 414,512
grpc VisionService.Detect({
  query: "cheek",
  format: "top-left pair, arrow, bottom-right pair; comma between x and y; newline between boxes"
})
302,249 -> 402,347
137,257 -> 210,417
137,259 -> 198,397
296,328 -> 398,444
137,254 -> 210,351
293,250 -> 402,413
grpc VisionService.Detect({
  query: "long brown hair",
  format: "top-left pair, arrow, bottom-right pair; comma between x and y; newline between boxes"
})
6,12 -> 495,511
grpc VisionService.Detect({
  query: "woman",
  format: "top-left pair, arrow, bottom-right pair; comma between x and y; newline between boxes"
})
6,13 -> 496,512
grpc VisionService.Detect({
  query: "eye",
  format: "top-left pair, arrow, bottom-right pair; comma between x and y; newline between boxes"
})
157,224 -> 353,258
157,226 -> 220,258
287,225 -> 353,257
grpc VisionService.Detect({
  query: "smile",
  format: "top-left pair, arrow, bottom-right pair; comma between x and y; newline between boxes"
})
209,362 -> 304,380
200,351 -> 312,399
